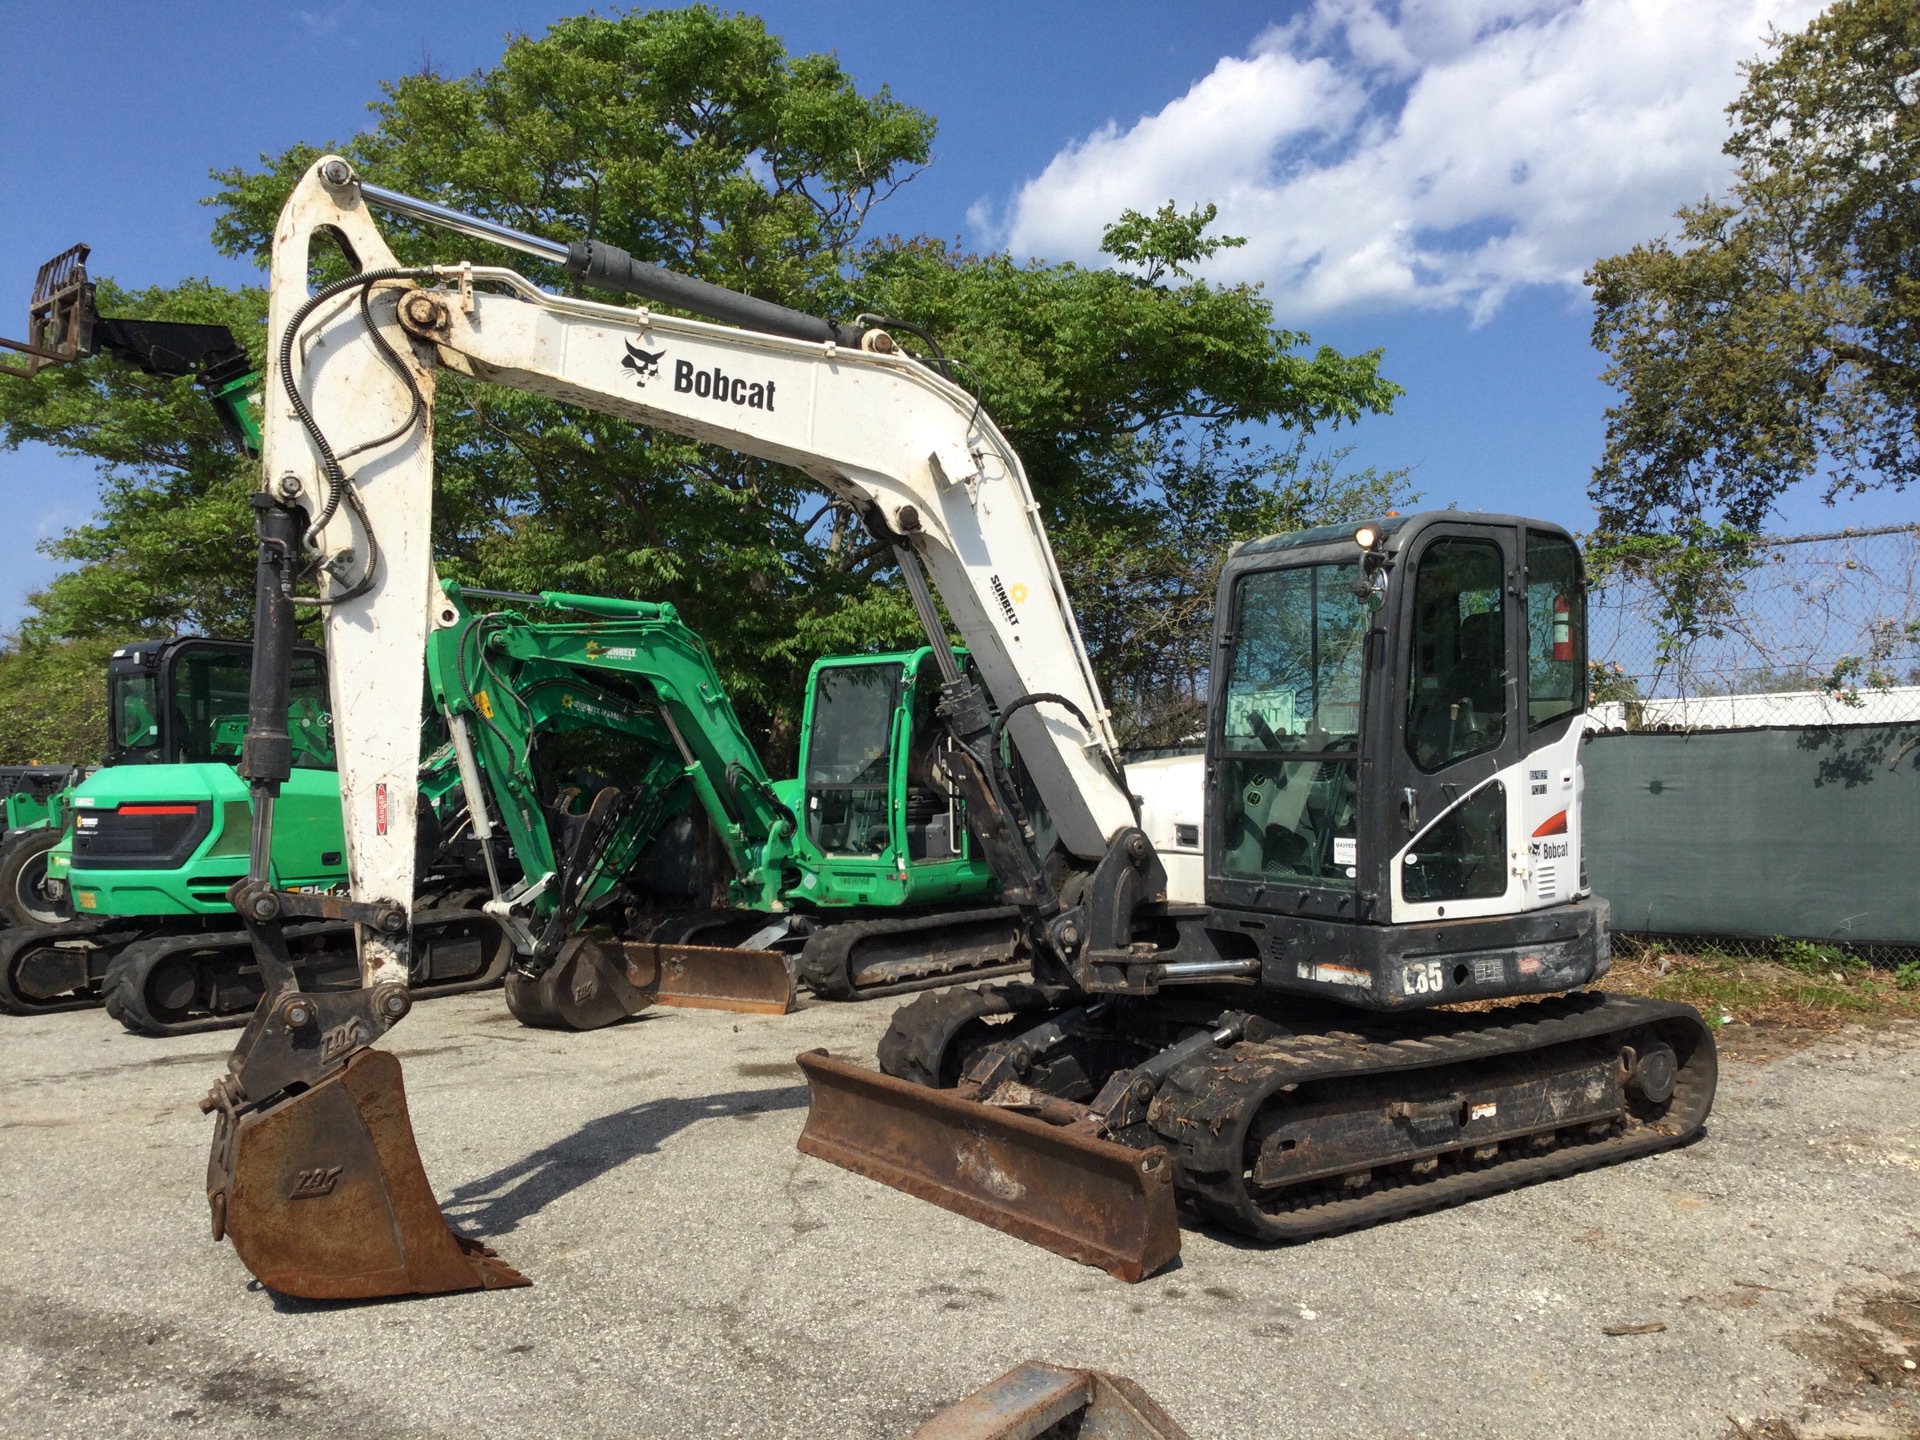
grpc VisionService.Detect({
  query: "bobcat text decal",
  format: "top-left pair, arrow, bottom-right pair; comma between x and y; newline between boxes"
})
674,359 -> 776,410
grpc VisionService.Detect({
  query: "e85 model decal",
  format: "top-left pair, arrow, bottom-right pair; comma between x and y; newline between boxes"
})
1403,959 -> 1444,996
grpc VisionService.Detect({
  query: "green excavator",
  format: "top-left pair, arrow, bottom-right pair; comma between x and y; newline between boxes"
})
421,583 -> 1022,1028
0,250 -> 510,1030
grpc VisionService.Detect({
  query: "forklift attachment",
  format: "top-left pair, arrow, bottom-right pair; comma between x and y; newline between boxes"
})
912,1361 -> 1192,1440
210,1047 -> 528,1299
795,1049 -> 1179,1282
0,245 -> 94,377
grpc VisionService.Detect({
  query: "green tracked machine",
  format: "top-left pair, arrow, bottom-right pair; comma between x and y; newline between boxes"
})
426,584 -> 1020,1028
0,637 -> 511,1031
1,766 -> 86,926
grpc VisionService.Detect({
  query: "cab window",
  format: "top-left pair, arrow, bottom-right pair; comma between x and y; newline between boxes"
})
111,675 -> 162,759
1406,539 -> 1507,771
1525,531 -> 1585,729
1217,565 -> 1369,886
804,663 -> 902,856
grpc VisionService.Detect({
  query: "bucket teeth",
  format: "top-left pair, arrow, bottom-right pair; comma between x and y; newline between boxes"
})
213,1048 -> 527,1299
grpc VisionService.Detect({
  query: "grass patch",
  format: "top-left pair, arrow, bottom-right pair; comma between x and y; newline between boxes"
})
1602,936 -> 1920,1033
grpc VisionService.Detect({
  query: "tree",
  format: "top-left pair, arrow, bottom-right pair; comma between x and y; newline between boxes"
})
2,9 -> 1402,760
853,203 -> 1406,741
0,278 -> 267,642
1588,0 -> 1919,540
0,636 -> 120,764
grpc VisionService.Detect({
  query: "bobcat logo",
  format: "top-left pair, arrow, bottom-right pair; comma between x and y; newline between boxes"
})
623,340 -> 666,388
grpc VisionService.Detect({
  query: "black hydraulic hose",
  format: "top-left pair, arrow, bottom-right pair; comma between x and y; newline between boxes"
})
989,692 -> 1094,752
277,265 -> 431,539
990,690 -> 1131,802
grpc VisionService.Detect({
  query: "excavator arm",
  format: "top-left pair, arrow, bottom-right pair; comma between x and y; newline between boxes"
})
206,154 -> 1162,1299
423,584 -> 802,1026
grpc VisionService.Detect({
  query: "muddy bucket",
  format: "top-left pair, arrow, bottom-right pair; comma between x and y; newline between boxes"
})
210,1048 -> 528,1299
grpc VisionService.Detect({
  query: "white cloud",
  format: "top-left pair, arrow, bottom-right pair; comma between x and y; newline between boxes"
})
1001,0 -> 1825,322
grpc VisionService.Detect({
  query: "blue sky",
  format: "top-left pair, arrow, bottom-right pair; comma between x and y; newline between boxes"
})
0,0 -> 1907,633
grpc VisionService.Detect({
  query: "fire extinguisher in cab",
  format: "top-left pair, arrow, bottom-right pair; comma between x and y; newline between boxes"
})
1551,595 -> 1573,661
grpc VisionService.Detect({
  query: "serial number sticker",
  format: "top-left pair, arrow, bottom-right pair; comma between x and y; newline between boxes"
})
1332,837 -> 1356,867
1470,1102 -> 1498,1122
1297,961 -> 1373,989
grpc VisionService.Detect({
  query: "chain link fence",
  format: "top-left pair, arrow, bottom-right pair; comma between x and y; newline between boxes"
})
1584,522 -> 1920,962
1587,522 -> 1920,729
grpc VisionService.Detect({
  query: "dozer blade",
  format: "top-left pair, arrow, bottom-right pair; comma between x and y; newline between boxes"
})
642,942 -> 796,1015
912,1361 -> 1192,1440
213,1048 -> 529,1299
795,1050 -> 1179,1282
506,936 -> 796,1029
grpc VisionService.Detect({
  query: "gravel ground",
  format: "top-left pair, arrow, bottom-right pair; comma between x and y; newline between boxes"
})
2,992 -> 1916,1439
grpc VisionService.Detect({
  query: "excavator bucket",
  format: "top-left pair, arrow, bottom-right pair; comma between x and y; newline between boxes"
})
211,1048 -> 528,1299
506,935 -> 796,1029
795,1050 -> 1180,1282
912,1361 -> 1192,1440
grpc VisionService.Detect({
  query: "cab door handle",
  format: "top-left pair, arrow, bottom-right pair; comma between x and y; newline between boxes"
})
1401,787 -> 1420,833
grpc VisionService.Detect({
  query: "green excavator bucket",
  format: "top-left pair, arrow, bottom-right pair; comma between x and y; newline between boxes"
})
504,935 -> 796,1029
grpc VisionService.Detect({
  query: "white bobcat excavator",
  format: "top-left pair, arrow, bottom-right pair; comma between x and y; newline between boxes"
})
203,156 -> 1715,1299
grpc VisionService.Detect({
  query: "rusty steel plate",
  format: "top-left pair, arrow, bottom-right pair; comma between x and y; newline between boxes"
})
795,1050 -> 1180,1282
912,1361 -> 1193,1440
626,942 -> 796,1015
220,1049 -> 528,1299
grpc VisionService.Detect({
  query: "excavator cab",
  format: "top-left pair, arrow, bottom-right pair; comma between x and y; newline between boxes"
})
792,648 -> 992,906
1209,512 -> 1606,1007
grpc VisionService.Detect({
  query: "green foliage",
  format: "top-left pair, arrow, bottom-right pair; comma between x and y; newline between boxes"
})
0,636 -> 121,764
1772,935 -> 1858,974
0,278 -> 267,641
1588,0 -> 1920,539
1582,519 -> 1762,678
1,5 -> 1402,763
852,224 -> 1402,741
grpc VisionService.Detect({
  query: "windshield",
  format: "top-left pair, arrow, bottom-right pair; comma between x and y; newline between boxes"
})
804,662 -> 902,856
1222,563 -> 1370,755
1216,563 -> 1370,888
109,674 -> 162,761
168,648 -> 334,770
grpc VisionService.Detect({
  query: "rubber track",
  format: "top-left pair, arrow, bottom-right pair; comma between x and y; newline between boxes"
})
797,904 -> 1027,1000
0,920 -> 128,1015
1151,992 -> 1716,1242
102,910 -> 514,1037
876,980 -> 1070,1088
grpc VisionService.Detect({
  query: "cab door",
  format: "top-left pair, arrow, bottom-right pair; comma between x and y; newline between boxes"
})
1383,521 -> 1528,924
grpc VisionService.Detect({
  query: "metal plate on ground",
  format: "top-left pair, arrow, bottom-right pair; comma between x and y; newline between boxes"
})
911,1361 -> 1193,1440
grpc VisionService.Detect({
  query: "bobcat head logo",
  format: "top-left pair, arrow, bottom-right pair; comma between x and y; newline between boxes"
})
623,340 -> 666,388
